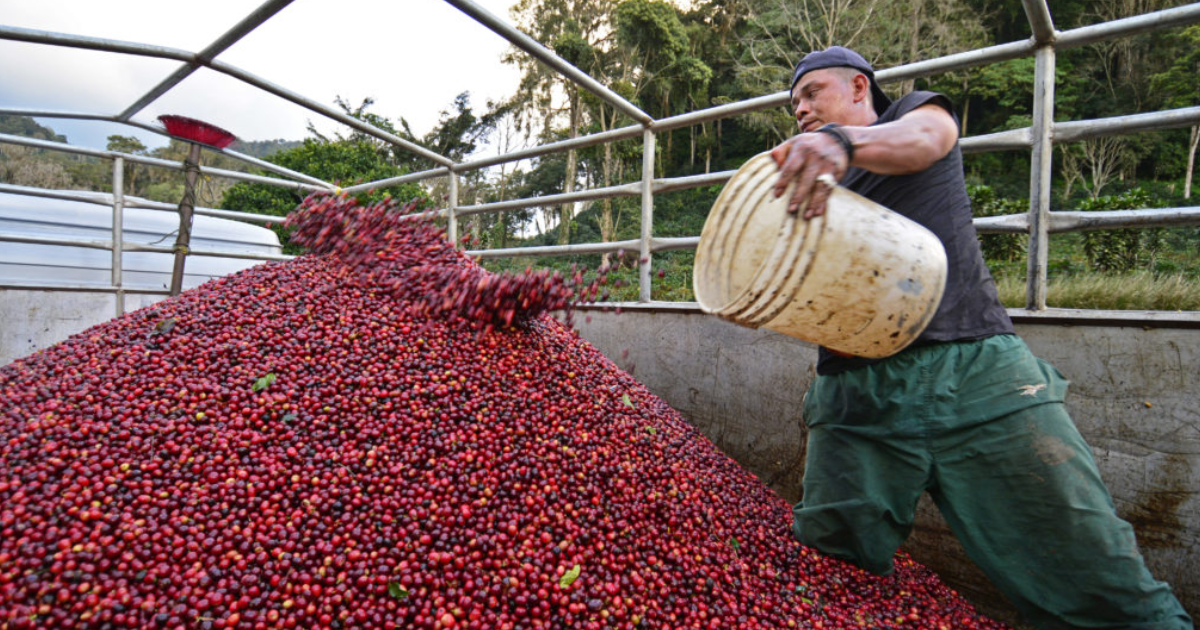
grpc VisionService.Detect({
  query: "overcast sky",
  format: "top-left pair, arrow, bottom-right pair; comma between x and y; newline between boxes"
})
0,0 -> 524,154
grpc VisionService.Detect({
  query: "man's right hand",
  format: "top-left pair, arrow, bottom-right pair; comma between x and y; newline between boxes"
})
769,131 -> 850,219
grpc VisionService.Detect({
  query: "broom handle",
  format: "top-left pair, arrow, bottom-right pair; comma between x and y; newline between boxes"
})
170,143 -> 203,296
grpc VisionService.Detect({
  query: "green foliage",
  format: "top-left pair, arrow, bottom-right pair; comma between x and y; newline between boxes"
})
615,0 -> 714,148
106,135 -> 148,198
105,135 -> 146,155
1149,26 -> 1200,111
648,250 -> 696,301
420,93 -> 499,164
652,186 -> 717,237
616,0 -> 688,68
142,182 -> 186,204
968,185 -> 1027,263
553,25 -> 593,68
0,115 -> 65,142
967,57 -> 1038,130
969,58 -> 1084,132
1077,188 -> 1166,273
236,139 -> 304,159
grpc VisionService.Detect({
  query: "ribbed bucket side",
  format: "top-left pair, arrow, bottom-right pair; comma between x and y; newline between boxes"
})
757,186 -> 947,357
695,154 -> 792,314
695,153 -> 947,359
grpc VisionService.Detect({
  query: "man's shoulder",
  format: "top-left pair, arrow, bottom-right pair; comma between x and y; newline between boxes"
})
882,91 -> 956,123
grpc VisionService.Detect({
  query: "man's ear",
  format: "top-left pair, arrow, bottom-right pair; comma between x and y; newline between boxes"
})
853,73 -> 872,105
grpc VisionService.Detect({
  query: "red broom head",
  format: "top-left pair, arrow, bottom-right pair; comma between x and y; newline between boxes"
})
158,115 -> 237,149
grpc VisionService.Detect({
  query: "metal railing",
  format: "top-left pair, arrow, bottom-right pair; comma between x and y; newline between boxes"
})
2,0 -> 1199,318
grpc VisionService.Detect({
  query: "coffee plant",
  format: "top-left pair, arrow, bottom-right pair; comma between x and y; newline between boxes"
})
1077,188 -> 1165,273
967,185 -> 1026,264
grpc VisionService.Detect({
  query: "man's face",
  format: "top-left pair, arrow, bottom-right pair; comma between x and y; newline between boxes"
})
789,67 -> 860,133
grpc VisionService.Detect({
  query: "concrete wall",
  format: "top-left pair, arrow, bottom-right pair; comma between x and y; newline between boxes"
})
575,308 -> 1198,627
1,290 -> 166,366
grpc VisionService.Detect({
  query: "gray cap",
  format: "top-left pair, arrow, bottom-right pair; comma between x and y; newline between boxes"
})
789,46 -> 891,116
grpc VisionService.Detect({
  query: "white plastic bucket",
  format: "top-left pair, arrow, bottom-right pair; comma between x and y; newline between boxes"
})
694,152 -> 947,359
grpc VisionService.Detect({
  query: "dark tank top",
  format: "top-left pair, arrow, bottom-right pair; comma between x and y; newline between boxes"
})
818,91 -> 1014,375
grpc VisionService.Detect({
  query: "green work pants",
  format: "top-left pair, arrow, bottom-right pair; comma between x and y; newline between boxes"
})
794,334 -> 1192,630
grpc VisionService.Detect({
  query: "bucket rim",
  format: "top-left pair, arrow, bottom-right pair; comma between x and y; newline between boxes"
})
710,154 -> 801,317
694,152 -> 772,313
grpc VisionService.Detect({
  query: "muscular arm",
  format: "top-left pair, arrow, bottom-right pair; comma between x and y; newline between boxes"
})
770,103 -> 959,218
844,105 -> 959,174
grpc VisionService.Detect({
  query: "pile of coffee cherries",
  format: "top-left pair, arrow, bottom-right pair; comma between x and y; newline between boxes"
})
0,194 -> 1008,630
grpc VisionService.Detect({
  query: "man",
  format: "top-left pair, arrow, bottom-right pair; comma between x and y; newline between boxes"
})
770,46 -> 1192,630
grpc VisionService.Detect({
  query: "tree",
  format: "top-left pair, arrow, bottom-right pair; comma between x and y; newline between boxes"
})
221,94 -> 509,252
678,1 -> 743,173
964,57 -> 1037,133
106,135 -> 147,196
476,103 -> 535,249
410,92 -> 502,215
1,145 -> 73,189
615,0 -> 713,170
889,0 -> 989,95
0,116 -> 76,189
1060,137 -> 1136,200
732,0 -> 888,144
500,0 -> 717,248
507,0 -> 616,245
616,0 -> 689,116
1,145 -> 56,188
1078,0 -> 1190,112
1148,25 -> 1200,199
731,0 -> 987,143
424,93 -> 498,163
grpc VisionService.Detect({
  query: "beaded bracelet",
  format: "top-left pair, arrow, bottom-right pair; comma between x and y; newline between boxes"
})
815,123 -> 855,163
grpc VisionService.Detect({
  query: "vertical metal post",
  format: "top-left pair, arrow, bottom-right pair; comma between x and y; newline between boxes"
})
112,157 -> 126,317
1026,45 -> 1056,311
447,172 -> 459,245
639,128 -> 655,302
170,143 -> 202,296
